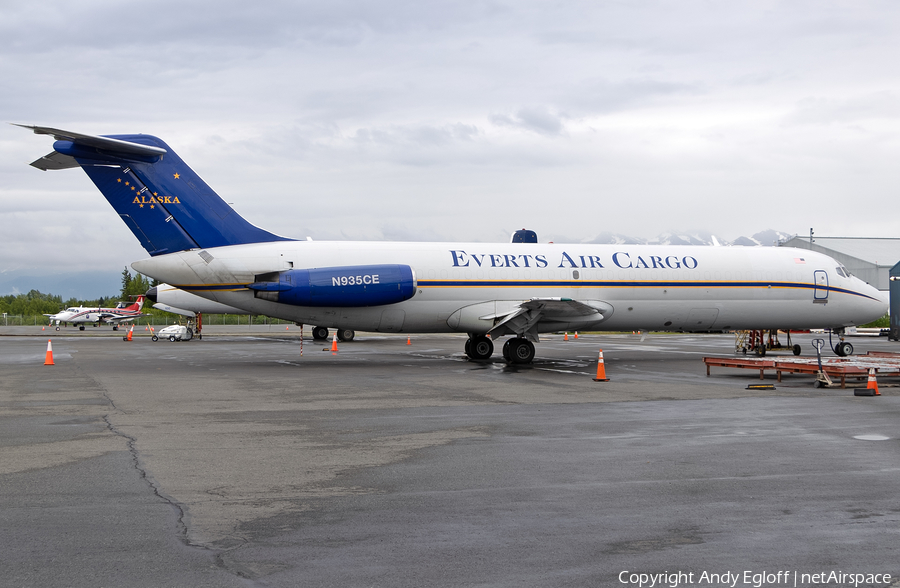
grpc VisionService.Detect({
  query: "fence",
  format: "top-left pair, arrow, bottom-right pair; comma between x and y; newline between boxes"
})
1,314 -> 295,327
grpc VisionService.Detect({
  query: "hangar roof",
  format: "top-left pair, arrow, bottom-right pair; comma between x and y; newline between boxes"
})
781,237 -> 900,267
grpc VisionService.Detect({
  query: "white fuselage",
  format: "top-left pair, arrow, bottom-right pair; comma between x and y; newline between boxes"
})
48,307 -> 101,325
48,304 -> 141,326
131,241 -> 888,334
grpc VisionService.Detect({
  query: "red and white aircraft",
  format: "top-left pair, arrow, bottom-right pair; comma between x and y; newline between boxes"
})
46,296 -> 145,331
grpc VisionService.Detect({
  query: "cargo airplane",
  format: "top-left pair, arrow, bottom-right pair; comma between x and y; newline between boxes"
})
21,125 -> 888,362
45,296 -> 144,331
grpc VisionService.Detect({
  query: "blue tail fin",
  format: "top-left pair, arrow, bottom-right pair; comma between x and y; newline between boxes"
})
22,125 -> 293,256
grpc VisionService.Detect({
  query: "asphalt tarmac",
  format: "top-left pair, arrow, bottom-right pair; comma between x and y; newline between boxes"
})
2,327 -> 899,588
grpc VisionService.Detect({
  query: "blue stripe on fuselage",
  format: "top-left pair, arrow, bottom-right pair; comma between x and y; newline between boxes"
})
176,280 -> 880,301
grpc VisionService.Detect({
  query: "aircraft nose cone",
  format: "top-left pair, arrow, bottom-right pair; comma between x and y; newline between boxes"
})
146,286 -> 158,303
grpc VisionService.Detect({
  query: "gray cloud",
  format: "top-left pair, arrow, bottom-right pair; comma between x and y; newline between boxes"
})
3,0 -> 900,280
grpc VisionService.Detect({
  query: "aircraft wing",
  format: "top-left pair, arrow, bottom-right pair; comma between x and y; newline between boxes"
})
486,298 -> 613,342
152,303 -> 197,318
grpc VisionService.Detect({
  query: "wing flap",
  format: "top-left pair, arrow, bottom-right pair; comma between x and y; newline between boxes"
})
487,298 -> 614,341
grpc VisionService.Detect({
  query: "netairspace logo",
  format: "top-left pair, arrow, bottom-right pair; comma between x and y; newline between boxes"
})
617,570 -> 894,587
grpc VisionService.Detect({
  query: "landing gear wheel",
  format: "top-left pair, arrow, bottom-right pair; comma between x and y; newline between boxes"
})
754,345 -> 766,357
337,329 -> 355,342
836,341 -> 853,357
152,335 -> 158,342
312,326 -> 329,341
79,325 -> 85,331
466,335 -> 494,360
505,338 -> 535,364
113,325 -> 118,331
793,344 -> 802,356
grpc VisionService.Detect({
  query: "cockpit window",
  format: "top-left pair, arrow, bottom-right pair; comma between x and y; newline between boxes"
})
835,266 -> 851,278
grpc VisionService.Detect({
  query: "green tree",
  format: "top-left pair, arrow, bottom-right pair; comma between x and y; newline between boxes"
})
120,267 -> 132,300
121,268 -> 152,301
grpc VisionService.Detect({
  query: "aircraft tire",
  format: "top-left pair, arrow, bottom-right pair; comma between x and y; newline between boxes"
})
152,335 -> 158,342
466,335 -> 493,360
508,338 -> 535,364
79,326 -> 85,331
793,344 -> 802,356
337,329 -> 355,342
836,341 -> 853,357
754,345 -> 766,357
113,325 -> 118,331
312,326 -> 329,341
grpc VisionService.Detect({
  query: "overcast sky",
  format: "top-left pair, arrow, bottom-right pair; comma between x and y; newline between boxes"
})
2,0 -> 900,277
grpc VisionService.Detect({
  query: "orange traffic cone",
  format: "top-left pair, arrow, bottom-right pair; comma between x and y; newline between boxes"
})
331,332 -> 338,354
127,326 -> 133,341
44,340 -> 54,366
574,331 -> 578,339
406,336 -> 411,345
592,348 -> 609,382
286,325 -> 289,331
867,369 -> 880,396
42,326 -> 45,331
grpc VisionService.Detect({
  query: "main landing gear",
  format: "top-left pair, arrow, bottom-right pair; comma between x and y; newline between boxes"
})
502,337 -> 536,364
464,335 -> 536,365
464,335 -> 493,360
311,326 -> 355,342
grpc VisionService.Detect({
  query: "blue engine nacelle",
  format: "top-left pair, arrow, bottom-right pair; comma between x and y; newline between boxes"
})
248,264 -> 417,307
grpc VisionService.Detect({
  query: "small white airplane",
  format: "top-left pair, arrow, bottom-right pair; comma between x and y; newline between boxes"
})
22,125 -> 889,361
45,296 -> 145,331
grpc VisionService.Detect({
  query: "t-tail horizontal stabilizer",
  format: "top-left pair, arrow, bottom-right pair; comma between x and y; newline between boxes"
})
18,124 -> 293,256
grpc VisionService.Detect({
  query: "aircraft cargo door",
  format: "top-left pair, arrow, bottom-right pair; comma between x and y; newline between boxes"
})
814,270 -> 828,302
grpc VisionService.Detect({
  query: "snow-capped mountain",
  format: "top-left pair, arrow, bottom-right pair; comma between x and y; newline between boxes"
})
585,229 -> 795,247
